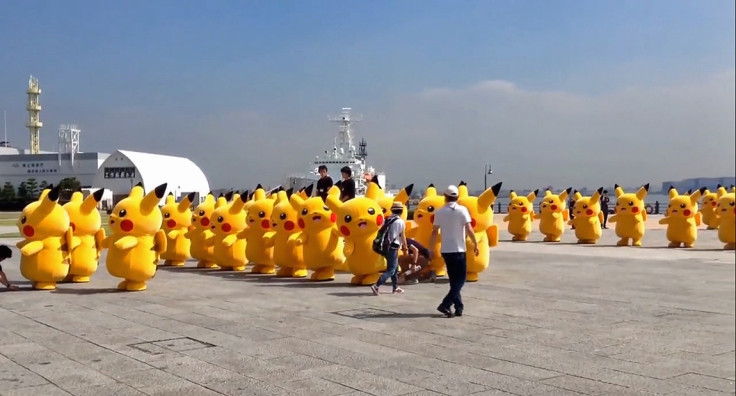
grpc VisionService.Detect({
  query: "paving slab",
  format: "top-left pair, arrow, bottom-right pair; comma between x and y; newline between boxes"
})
0,225 -> 734,395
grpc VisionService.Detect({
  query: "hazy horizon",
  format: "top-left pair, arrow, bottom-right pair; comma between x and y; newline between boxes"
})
1,1 -> 734,192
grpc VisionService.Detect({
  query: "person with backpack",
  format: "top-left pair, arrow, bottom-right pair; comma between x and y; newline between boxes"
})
370,202 -> 408,295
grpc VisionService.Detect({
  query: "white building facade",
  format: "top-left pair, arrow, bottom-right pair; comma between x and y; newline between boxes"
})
0,147 -> 108,187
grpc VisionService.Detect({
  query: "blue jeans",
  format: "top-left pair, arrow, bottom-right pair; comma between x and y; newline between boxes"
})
440,252 -> 466,312
376,248 -> 399,290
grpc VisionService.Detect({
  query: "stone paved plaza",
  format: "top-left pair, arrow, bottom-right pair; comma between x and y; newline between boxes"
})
0,222 -> 734,395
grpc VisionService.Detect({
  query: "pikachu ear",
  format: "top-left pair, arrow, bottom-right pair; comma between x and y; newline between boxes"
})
690,187 -> 706,205
590,187 -> 603,203
458,183 -> 468,198
544,190 -> 552,197
165,193 -> 175,205
614,184 -> 624,198
393,184 -> 414,204
509,190 -> 517,200
81,189 -> 104,213
527,189 -> 539,202
325,193 -> 341,213
365,182 -> 382,200
559,187 -> 572,201
178,192 -> 195,212
573,192 -> 582,201
290,193 -> 304,209
142,183 -> 167,213
668,186 -> 678,199
478,182 -> 502,211
425,184 -> 437,198
635,183 -> 649,200
230,194 -> 246,213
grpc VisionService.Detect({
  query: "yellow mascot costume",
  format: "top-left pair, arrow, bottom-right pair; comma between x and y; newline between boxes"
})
160,192 -> 195,266
699,186 -> 721,230
325,188 -> 387,285
457,181 -> 502,282
289,187 -> 345,281
185,192 -> 218,268
266,188 -> 307,277
568,187 -> 605,244
503,189 -> 538,242
407,184 -> 447,277
211,191 -> 248,271
538,187 -> 572,242
608,183 -> 649,246
713,186 -> 735,250
658,187 -> 704,248
240,185 -> 276,274
63,189 -> 105,282
16,185 -> 75,290
104,183 -> 167,291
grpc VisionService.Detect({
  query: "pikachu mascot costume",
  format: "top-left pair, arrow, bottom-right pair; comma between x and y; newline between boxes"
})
714,186 -> 735,249
63,189 -> 105,282
160,192 -> 196,266
567,187 -> 605,244
699,186 -> 722,230
457,181 -> 502,282
17,185 -> 75,290
211,191 -> 248,271
406,184 -> 447,276
104,183 -> 167,291
186,193 -> 219,268
538,188 -> 572,242
240,186 -> 277,274
607,184 -> 649,246
266,189 -> 308,277
659,187 -> 704,248
503,189 -> 538,242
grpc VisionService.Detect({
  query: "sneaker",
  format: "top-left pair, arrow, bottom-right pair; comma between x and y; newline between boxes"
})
370,285 -> 379,296
454,310 -> 463,317
407,278 -> 419,285
437,305 -> 453,318
393,287 -> 405,294
429,271 -> 437,283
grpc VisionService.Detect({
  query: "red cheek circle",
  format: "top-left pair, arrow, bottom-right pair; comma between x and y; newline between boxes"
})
201,217 -> 210,226
23,225 -> 34,237
222,223 -> 232,233
551,205 -> 558,211
632,207 -> 639,213
70,223 -> 76,231
298,218 -> 305,229
471,218 -> 477,228
521,207 -> 528,213
167,219 -> 176,228
285,221 -> 295,231
430,214 -> 435,224
683,209 -> 691,216
340,225 -> 350,236
376,215 -> 384,226
712,202 -> 717,207
330,213 -> 337,223
586,209 -> 594,216
260,219 -> 270,229
121,220 -> 134,232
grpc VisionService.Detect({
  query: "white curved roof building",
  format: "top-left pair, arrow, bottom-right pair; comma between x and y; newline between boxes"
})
92,150 -> 210,205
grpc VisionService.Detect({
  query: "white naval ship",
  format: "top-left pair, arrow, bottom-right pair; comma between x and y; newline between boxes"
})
283,108 -> 386,196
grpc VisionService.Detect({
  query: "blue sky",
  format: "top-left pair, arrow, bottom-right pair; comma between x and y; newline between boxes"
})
0,0 -> 734,191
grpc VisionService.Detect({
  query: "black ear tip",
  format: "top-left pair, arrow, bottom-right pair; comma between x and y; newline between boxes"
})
699,187 -> 707,194
669,185 -> 675,191
533,189 -> 539,195
404,184 -> 414,195
491,182 -> 503,195
154,183 -> 168,198
256,183 -> 263,189
459,180 -> 467,186
643,183 -> 650,191
509,189 -> 515,194
224,191 -> 234,200
187,192 -> 196,200
135,182 -> 143,188
428,183 -> 434,188
47,184 -> 61,201
565,187 -> 572,194
614,183 -> 619,188
597,187 -> 604,193
92,188 -> 105,201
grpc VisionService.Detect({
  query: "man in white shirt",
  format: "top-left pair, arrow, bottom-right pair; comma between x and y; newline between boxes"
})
429,185 -> 479,317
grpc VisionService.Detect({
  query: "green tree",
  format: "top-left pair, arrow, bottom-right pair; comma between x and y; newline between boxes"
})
39,180 -> 49,191
17,182 -> 28,201
25,178 -> 39,199
1,182 -> 15,202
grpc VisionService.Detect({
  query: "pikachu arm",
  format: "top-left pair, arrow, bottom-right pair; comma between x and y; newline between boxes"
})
502,214 -> 510,222
567,218 -> 575,226
343,239 -> 355,256
263,231 -> 277,248
658,216 -> 670,225
712,216 -> 720,227
94,229 -> 106,258
549,212 -> 560,220
608,214 -> 618,223
20,240 -> 45,256
562,211 -> 569,222
183,226 -> 195,239
166,229 -> 180,239
70,236 -> 82,250
154,230 -> 167,255
114,235 -> 139,250
288,232 -> 306,247
222,234 -> 237,247
102,235 -> 111,249
530,211 -> 535,221
64,228 -> 78,252
486,225 -> 499,247
598,211 -> 604,223
331,227 -> 343,240
522,213 -> 530,222
641,211 -> 647,222
695,212 -> 702,226
202,231 -> 216,246
405,221 -> 413,233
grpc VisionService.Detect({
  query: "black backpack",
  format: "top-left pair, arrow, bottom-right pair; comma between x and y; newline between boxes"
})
372,215 -> 399,256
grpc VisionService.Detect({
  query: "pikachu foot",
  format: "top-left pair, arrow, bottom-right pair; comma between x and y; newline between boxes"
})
668,242 -> 681,248
276,267 -> 294,277
350,275 -> 364,285
251,265 -> 276,275
32,282 -> 56,290
616,238 -> 629,246
577,240 -> 596,244
292,268 -> 308,278
334,262 -> 349,272
61,274 -> 74,283
117,280 -> 128,290
632,240 -> 643,247
543,236 -> 560,242
231,266 -> 246,271
125,281 -> 147,291
432,266 -> 447,277
311,268 -> 334,281
197,260 -> 219,269
466,272 -> 479,282
512,235 -> 528,242
164,260 -> 186,267
724,243 -> 735,250
361,273 -> 380,285
71,276 -> 90,283
683,243 -> 694,248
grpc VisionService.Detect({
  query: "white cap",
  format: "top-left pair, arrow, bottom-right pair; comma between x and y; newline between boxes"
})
444,185 -> 459,197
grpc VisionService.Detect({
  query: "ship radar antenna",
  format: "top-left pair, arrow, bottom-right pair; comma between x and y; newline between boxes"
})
26,75 -> 43,154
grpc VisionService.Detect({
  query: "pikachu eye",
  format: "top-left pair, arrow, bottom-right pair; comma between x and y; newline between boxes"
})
548,199 -> 554,203
164,212 -> 171,218
427,206 -> 435,213
217,216 -> 223,223
382,208 -> 387,214
344,215 -> 352,223
367,208 -> 375,215
199,210 -> 205,216
301,208 -> 308,215
119,209 -> 127,217
323,206 -> 329,211
279,213 -> 286,220
582,204 -> 588,209
258,211 -> 266,218
730,202 -> 735,207
680,203 -> 686,208
21,216 -> 26,224
628,201 -> 634,206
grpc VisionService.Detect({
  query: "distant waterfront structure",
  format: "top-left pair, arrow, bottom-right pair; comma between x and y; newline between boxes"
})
661,177 -> 735,193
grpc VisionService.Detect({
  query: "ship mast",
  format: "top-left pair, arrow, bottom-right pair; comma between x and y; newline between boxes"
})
327,107 -> 362,159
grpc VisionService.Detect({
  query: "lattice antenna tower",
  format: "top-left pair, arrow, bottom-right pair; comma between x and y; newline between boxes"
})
58,124 -> 81,166
26,75 -> 43,154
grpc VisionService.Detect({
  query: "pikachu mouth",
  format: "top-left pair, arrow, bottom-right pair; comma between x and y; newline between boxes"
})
312,215 -> 322,222
358,220 -> 368,229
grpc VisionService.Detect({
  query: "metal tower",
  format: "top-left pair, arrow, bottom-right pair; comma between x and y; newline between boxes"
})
58,124 -> 81,166
26,76 -> 43,154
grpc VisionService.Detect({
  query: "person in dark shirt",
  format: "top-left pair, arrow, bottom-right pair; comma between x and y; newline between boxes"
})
315,165 -> 333,203
600,189 -> 610,229
339,166 -> 356,202
398,238 -> 431,284
0,245 -> 19,291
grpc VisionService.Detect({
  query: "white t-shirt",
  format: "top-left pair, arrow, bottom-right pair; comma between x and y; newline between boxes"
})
434,202 -> 472,253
